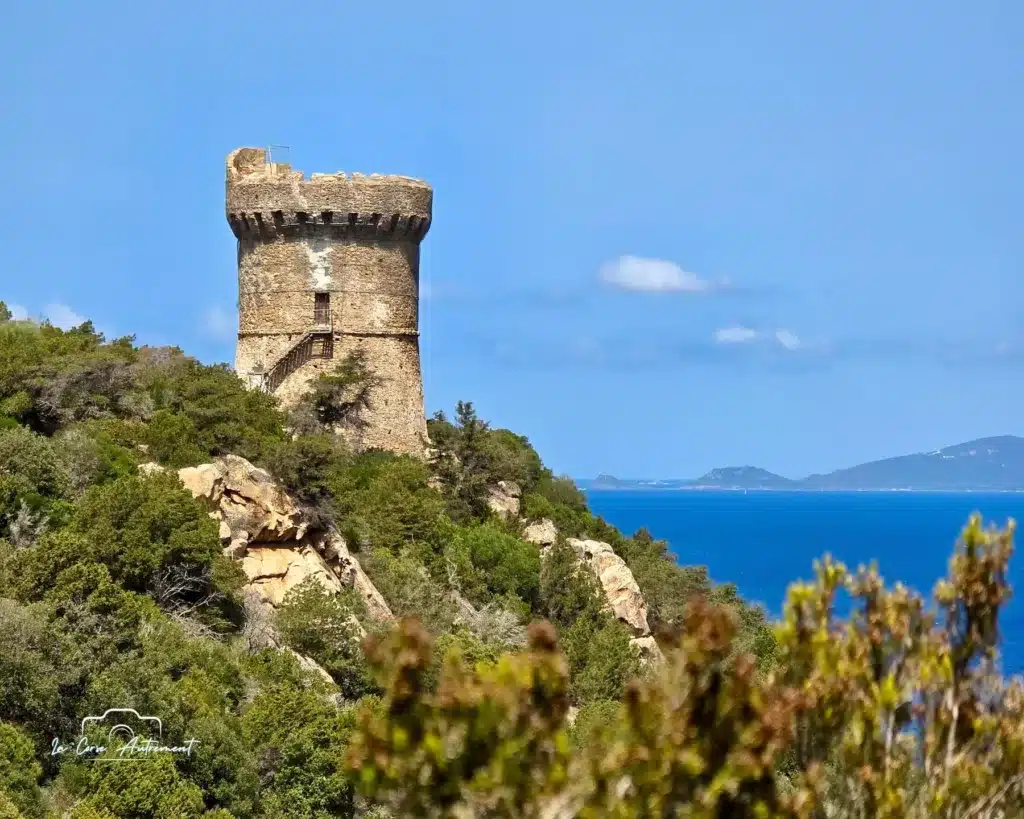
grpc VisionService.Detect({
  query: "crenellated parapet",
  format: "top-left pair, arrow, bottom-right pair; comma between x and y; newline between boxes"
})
227,210 -> 431,242
226,148 -> 432,242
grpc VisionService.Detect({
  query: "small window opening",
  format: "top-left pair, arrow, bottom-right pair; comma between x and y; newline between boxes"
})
314,293 -> 330,326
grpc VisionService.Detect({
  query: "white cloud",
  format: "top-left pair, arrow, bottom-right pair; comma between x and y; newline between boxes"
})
714,326 -> 759,344
7,303 -> 27,321
600,256 -> 711,293
44,303 -> 87,330
775,329 -> 802,350
202,306 -> 236,340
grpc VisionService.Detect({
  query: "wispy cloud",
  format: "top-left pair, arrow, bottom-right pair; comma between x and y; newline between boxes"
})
714,326 -> 759,344
201,306 -> 236,340
599,256 -> 714,293
774,329 -> 802,350
44,303 -> 87,330
713,326 -> 803,350
7,303 -> 27,321
464,322 -> 1024,375
420,259 -> 772,310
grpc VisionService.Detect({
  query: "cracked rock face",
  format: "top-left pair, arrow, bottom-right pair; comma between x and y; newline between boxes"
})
629,635 -> 665,667
169,455 -> 392,619
566,538 -> 651,637
178,454 -> 309,545
487,480 -> 521,519
523,518 -> 558,547
241,544 -> 341,607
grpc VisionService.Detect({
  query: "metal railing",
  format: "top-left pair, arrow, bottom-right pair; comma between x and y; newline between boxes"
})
256,309 -> 335,393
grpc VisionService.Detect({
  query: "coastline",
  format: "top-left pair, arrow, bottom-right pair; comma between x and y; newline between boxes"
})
581,486 -> 1024,494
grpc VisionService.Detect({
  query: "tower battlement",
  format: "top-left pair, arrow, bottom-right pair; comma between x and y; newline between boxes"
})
227,147 -> 431,456
226,148 -> 432,242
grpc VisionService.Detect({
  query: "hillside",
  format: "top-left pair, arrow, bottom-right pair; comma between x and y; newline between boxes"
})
800,435 -> 1024,490
694,466 -> 795,489
3,306 -> 1024,817
0,304 -> 775,816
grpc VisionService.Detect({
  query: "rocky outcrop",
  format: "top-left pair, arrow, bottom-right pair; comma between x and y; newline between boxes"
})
523,518 -> 558,548
629,635 -> 665,667
566,538 -> 651,638
166,455 -> 393,620
287,648 -> 336,686
487,480 -> 521,519
321,531 -> 393,621
178,455 -> 309,548
240,543 -> 339,607
523,517 -> 656,648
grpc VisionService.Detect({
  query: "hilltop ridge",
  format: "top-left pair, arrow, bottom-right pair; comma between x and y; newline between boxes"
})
581,435 -> 1024,491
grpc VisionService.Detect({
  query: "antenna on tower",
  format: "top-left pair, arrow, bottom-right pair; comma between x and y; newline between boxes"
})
266,144 -> 291,167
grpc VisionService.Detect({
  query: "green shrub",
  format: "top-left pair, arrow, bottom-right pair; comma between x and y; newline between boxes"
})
329,450 -> 446,554
459,523 -> 541,610
12,472 -> 238,639
0,320 -> 138,434
426,402 -> 495,522
138,354 -> 286,463
536,473 -> 588,512
348,620 -> 573,817
52,426 -> 130,496
569,698 -> 621,749
561,614 -> 640,705
69,755 -> 206,819
242,684 -> 358,817
362,549 -> 454,636
0,426 -> 67,499
0,722 -> 44,818
0,791 -> 24,819
480,428 -> 546,493
145,409 -> 207,467
423,628 -> 504,691
522,491 -> 576,527
277,579 -> 375,699
540,540 -> 605,630
0,601 -> 60,734
71,472 -> 223,592
262,433 -> 345,520
288,350 -> 378,438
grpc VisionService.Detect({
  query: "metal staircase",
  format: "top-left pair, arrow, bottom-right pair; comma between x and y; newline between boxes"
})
256,308 -> 334,393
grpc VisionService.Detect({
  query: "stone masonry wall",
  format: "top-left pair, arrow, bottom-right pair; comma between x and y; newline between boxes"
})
226,148 -> 431,456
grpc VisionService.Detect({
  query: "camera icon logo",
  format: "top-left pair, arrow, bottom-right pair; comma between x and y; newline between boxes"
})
80,709 -> 163,744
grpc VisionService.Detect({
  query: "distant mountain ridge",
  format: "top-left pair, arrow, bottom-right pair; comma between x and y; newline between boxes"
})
580,435 -> 1024,491
695,466 -> 795,489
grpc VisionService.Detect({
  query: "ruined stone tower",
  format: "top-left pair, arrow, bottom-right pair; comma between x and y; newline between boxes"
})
226,148 -> 431,455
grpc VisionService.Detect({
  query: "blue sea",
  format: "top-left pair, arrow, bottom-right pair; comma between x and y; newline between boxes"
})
584,490 -> 1024,673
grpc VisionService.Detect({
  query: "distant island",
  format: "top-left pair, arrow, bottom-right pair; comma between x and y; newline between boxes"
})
579,435 -> 1024,492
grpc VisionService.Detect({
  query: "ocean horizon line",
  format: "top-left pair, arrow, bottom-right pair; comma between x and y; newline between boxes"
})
580,486 -> 1024,494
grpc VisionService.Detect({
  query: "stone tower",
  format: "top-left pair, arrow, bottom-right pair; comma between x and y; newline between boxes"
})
226,148 -> 432,455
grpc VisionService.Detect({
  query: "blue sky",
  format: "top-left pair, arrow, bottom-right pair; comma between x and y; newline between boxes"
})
2,1 -> 1022,479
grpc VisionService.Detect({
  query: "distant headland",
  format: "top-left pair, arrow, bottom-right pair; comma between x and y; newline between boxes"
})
579,435 -> 1024,492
